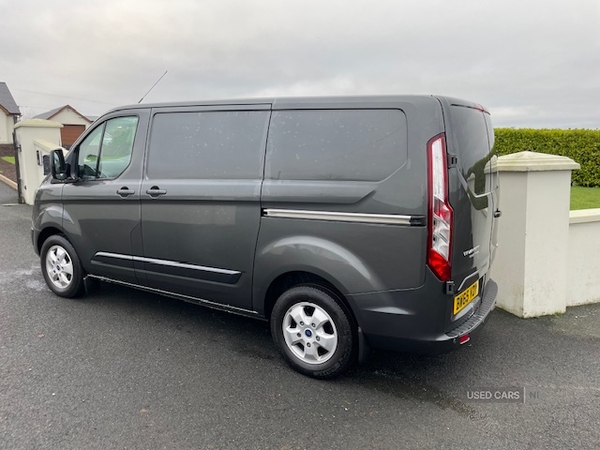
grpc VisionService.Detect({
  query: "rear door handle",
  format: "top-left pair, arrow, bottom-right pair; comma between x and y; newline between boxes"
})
145,186 -> 167,197
116,187 -> 135,198
493,209 -> 502,218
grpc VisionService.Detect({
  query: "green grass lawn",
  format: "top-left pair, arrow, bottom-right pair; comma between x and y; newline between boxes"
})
1,156 -> 15,164
571,186 -> 600,210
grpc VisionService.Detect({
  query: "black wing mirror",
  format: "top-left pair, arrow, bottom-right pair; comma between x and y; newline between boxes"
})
50,149 -> 68,181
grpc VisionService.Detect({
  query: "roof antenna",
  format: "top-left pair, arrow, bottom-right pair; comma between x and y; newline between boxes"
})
138,70 -> 168,103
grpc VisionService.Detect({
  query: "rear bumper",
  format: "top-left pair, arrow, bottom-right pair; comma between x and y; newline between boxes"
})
348,276 -> 498,354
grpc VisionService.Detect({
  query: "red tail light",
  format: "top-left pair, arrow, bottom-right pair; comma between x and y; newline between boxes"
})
427,134 -> 453,281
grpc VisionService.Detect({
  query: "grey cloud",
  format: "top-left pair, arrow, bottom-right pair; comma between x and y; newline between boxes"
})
1,0 -> 598,127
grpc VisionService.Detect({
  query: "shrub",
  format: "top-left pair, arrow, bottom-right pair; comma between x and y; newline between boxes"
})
494,129 -> 600,187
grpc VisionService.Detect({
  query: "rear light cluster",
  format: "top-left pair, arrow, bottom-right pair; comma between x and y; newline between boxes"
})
427,134 -> 453,282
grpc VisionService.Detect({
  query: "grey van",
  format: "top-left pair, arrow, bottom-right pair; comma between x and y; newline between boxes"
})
32,95 -> 499,378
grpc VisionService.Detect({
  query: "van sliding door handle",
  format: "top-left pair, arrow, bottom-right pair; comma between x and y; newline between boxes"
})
145,186 -> 167,197
116,187 -> 135,197
493,209 -> 502,218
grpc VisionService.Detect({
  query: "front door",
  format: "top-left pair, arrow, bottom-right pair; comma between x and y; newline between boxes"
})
62,111 -> 149,284
138,106 -> 270,310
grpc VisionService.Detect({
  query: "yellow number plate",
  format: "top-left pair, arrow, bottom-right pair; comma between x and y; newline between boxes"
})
453,280 -> 479,315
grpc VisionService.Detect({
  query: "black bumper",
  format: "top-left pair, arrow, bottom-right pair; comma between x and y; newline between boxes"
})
349,278 -> 498,354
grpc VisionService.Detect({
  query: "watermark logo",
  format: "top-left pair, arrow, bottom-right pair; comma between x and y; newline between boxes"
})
465,387 -> 528,403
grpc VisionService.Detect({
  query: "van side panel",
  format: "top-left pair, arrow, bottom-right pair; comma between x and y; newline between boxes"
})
254,98 -> 445,313
254,221 -> 428,296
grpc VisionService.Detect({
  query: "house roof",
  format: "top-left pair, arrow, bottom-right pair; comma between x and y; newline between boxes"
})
33,105 -> 64,120
33,104 -> 92,123
0,82 -> 20,115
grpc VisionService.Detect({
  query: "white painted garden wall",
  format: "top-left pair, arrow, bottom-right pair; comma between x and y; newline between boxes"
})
13,119 -> 63,205
492,151 -> 600,317
567,209 -> 600,307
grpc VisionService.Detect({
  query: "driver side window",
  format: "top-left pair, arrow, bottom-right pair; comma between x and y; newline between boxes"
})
78,125 -> 103,180
77,116 -> 138,180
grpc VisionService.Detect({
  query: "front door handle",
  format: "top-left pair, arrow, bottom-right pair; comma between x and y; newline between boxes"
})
145,186 -> 167,197
116,187 -> 135,198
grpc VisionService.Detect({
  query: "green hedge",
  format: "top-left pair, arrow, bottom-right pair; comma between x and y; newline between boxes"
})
494,128 -> 600,187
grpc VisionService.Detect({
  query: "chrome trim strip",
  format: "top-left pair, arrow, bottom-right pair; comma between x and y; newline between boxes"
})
263,209 -> 415,226
86,275 -> 261,318
95,252 -> 133,261
94,252 -> 240,276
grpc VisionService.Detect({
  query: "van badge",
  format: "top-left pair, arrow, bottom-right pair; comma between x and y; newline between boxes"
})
463,245 -> 480,258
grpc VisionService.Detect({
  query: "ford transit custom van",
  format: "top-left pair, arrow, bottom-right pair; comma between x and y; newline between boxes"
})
33,95 -> 499,378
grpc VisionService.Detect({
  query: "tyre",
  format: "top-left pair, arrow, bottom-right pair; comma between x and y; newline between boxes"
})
271,285 -> 355,379
40,235 -> 85,298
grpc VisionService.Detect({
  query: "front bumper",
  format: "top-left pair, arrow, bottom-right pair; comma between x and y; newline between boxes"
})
31,227 -> 39,255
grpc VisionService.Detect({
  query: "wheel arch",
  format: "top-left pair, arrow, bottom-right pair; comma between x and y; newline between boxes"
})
36,226 -> 64,254
262,270 -> 357,327
253,234 -> 384,318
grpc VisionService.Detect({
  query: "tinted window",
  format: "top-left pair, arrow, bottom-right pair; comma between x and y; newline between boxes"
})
449,106 -> 496,196
77,116 -> 138,180
450,106 -> 491,172
266,109 -> 407,181
147,111 -> 270,179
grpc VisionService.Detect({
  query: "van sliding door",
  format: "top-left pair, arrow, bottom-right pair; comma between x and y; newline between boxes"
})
139,106 -> 270,309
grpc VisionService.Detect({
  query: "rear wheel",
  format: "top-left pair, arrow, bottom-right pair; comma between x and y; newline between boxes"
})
40,235 -> 84,298
271,285 -> 355,378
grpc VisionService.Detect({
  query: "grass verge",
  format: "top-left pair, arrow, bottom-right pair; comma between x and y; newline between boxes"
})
571,186 -> 600,210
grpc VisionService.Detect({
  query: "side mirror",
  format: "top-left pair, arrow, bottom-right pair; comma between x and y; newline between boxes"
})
50,149 -> 68,181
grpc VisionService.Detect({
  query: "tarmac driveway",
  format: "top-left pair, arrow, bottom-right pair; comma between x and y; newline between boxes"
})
1,181 -> 599,450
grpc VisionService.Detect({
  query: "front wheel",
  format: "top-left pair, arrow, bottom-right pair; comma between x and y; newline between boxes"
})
271,285 -> 355,379
40,235 -> 84,298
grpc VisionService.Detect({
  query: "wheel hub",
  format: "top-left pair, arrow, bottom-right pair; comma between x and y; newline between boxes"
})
45,245 -> 74,289
282,302 -> 338,365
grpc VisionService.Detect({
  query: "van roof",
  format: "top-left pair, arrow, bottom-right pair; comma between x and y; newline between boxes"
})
106,95 -> 484,115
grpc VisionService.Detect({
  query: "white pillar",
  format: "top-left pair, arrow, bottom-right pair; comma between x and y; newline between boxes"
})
14,119 -> 63,205
492,151 -> 580,318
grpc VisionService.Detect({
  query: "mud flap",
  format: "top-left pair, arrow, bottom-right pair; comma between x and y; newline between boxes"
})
357,326 -> 371,364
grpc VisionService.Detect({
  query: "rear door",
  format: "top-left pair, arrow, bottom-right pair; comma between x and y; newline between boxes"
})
440,99 -> 499,308
139,105 -> 270,309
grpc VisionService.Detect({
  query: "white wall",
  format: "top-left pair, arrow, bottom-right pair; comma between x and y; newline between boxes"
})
492,152 -> 600,316
567,209 -> 600,307
52,107 -> 91,127
14,119 -> 63,205
0,111 -> 14,144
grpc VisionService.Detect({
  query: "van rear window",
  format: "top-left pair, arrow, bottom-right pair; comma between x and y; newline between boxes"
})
266,109 -> 407,182
449,105 -> 497,197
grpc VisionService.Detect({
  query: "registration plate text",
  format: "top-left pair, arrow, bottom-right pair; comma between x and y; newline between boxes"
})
453,280 -> 479,315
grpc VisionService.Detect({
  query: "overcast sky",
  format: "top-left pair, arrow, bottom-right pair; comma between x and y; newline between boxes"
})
1,0 -> 598,128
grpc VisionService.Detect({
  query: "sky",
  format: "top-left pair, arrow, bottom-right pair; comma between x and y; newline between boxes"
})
1,0 -> 598,128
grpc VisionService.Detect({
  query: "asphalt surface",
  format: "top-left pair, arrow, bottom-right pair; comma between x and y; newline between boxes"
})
1,181 -> 599,450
